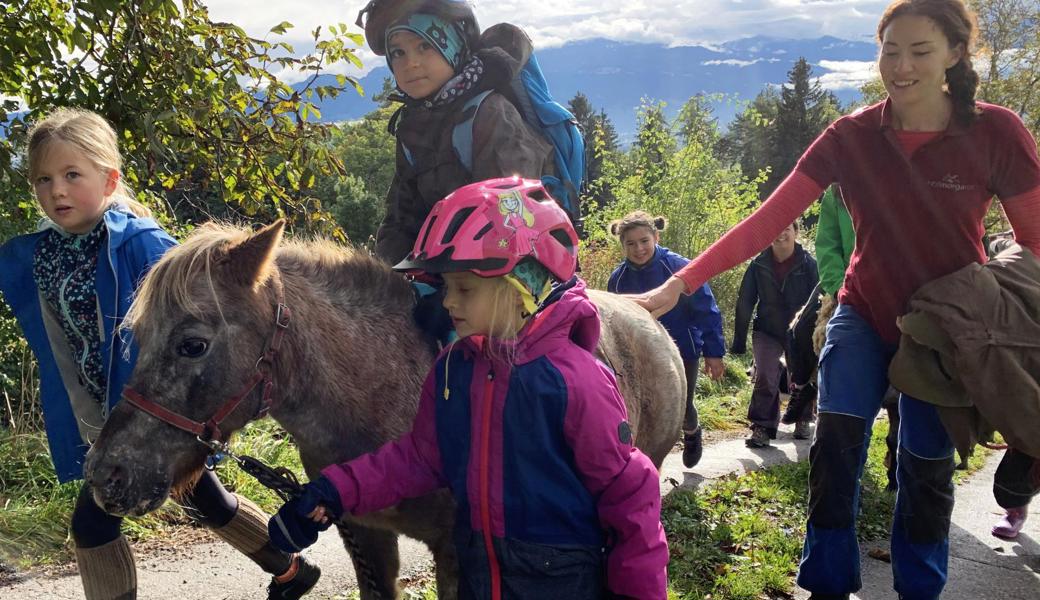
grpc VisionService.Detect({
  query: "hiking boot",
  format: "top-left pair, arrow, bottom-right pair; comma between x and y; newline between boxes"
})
992,506 -> 1028,540
682,428 -> 703,468
793,420 -> 812,440
782,382 -> 817,425
745,425 -> 770,448
268,554 -> 321,600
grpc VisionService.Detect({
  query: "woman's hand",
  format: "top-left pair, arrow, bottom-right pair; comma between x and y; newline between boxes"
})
631,276 -> 687,318
703,357 -> 725,381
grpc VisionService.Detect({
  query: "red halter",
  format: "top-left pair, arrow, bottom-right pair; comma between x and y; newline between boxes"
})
122,283 -> 291,444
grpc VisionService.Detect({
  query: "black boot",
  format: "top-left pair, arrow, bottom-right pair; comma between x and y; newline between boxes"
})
682,428 -> 703,468
268,554 -> 321,600
782,382 -> 817,425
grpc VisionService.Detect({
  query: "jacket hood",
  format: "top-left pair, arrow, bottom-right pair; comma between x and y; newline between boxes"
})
474,23 -> 532,88
461,277 -> 600,365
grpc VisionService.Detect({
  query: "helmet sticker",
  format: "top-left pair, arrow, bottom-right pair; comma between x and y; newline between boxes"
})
497,190 -> 535,230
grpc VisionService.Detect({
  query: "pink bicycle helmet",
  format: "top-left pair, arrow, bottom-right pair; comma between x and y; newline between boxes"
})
394,177 -> 578,281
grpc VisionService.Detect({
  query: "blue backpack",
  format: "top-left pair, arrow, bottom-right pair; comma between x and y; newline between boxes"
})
402,51 -> 586,229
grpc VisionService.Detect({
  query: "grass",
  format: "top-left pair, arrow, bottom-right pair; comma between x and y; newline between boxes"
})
0,418 -> 305,569
662,418 -> 991,600
695,354 -> 754,433
0,374 -> 993,600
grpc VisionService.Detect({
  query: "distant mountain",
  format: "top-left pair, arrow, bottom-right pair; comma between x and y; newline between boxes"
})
305,35 -> 880,141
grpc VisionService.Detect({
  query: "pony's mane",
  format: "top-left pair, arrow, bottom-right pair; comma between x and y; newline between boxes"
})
124,222 -> 415,336
125,223 -> 246,333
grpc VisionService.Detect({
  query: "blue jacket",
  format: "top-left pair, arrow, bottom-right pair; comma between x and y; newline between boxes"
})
0,207 -> 176,482
607,246 -> 726,362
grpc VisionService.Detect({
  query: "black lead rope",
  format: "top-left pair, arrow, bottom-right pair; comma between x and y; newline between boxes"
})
198,439 -> 387,599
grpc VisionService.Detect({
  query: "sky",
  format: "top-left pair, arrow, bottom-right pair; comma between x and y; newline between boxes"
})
203,0 -> 888,83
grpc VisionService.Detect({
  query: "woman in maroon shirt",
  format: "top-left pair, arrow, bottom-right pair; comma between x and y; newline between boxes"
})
635,1 -> 1040,599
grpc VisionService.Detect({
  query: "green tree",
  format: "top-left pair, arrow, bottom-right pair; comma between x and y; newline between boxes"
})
311,105 -> 397,245
632,100 -> 677,193
582,101 -> 766,319
675,94 -> 721,151
970,0 -> 1040,134
860,77 -> 888,106
0,0 -> 363,237
568,92 -> 618,210
721,59 -> 839,197
720,87 -> 780,187
768,58 -> 842,194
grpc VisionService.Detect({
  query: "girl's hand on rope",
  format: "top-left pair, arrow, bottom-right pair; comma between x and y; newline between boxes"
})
268,476 -> 344,553
631,276 -> 687,318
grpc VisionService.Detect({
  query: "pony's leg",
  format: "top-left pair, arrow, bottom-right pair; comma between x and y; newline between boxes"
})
429,531 -> 460,600
337,521 -> 402,600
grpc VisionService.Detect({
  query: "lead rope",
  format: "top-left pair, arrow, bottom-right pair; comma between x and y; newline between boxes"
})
197,438 -> 386,599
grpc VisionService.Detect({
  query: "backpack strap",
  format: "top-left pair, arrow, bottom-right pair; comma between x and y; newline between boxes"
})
452,90 -> 494,174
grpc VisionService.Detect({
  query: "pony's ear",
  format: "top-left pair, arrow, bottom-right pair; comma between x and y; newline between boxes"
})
224,220 -> 285,289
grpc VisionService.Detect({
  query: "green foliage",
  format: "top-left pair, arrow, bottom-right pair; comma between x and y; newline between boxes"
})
721,58 -> 840,196
718,87 -> 779,190
569,92 -> 620,211
0,0 -> 364,233
0,307 -> 40,433
971,0 -> 1040,135
663,421 -> 904,600
675,94 -> 722,152
311,105 -> 397,246
860,77 -> 888,106
581,96 -> 766,320
0,419 -> 303,567
632,100 -> 678,192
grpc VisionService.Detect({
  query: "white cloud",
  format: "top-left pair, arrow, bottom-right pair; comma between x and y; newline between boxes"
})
203,0 -> 890,76
702,58 -> 781,67
815,59 -> 877,90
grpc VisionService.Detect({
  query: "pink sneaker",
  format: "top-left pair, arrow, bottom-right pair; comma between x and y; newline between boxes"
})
991,506 -> 1028,540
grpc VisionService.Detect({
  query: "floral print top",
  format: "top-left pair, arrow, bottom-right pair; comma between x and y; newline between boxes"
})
32,219 -> 108,404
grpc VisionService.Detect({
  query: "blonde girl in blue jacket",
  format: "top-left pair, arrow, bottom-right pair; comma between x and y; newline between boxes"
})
0,109 -> 318,600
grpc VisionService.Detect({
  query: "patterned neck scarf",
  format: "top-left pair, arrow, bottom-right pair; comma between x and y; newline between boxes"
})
421,55 -> 485,109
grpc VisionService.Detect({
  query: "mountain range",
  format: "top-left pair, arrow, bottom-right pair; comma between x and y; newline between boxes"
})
304,34 -> 880,141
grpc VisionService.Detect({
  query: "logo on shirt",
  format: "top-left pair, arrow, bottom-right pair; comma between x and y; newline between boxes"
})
928,174 -> 976,192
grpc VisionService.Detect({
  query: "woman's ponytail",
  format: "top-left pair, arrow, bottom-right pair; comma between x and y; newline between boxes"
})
946,58 -> 980,126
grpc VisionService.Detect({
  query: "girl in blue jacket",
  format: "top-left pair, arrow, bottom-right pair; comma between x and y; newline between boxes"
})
0,109 -> 317,600
607,211 -> 726,468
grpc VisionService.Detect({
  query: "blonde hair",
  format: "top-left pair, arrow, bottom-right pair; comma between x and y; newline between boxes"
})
27,108 -> 151,218
609,210 -> 667,239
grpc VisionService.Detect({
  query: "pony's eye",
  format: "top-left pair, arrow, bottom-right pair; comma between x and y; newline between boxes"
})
177,338 -> 209,358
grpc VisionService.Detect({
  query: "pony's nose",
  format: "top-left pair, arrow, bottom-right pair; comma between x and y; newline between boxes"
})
89,462 -> 130,495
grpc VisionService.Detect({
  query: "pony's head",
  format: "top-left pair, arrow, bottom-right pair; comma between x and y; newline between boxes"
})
85,221 -> 286,516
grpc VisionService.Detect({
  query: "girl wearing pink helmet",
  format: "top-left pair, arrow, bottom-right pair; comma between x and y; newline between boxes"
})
268,177 -> 669,600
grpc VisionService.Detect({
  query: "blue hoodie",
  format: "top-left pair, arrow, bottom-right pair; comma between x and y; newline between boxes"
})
608,246 -> 725,362
0,206 -> 176,482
